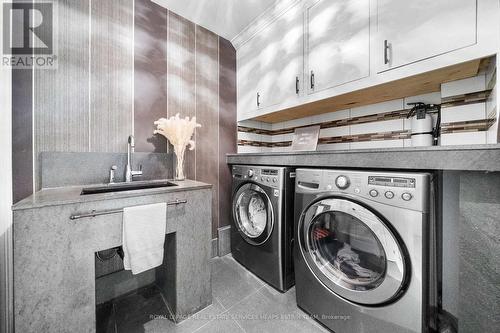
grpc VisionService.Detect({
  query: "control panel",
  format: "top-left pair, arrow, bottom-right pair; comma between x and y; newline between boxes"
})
232,165 -> 283,189
368,176 -> 416,188
295,168 -> 430,212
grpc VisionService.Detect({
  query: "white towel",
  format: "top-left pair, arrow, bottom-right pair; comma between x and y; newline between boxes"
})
122,203 -> 167,275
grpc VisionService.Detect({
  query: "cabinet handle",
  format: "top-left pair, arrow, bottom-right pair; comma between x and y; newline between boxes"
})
384,40 -> 390,65
295,76 -> 300,94
257,92 -> 260,107
167,199 -> 187,206
310,71 -> 315,89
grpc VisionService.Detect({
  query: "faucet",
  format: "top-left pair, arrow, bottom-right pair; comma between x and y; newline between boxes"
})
125,135 -> 143,182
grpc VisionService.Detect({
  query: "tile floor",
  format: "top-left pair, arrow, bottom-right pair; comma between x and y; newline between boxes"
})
97,255 -> 329,333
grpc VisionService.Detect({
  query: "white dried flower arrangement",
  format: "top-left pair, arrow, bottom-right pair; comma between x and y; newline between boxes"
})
154,113 -> 201,180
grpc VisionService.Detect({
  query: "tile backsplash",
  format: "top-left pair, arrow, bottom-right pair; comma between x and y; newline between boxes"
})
238,60 -> 498,153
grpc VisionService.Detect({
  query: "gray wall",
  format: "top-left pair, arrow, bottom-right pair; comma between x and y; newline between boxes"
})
441,171 -> 500,332
441,172 -> 460,319
12,0 -> 237,238
458,172 -> 500,332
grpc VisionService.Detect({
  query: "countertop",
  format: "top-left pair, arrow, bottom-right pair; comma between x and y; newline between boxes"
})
227,144 -> 500,172
12,179 -> 212,211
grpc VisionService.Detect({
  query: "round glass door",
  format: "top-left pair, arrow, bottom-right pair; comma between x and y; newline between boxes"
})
233,183 -> 274,245
299,197 -> 407,305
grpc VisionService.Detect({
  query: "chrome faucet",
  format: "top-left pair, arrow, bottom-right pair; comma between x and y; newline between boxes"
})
125,135 -> 143,182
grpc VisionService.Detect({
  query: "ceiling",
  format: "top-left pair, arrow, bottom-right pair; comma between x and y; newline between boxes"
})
152,0 -> 279,41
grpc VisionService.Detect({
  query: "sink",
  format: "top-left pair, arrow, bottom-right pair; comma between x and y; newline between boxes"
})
81,181 -> 177,195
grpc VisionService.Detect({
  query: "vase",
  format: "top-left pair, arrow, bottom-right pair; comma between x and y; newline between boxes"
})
174,146 -> 186,181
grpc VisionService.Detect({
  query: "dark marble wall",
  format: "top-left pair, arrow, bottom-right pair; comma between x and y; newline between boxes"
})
166,11 -> 197,179
218,38 -> 238,231
195,26 -> 220,237
11,70 -> 33,203
90,0 -> 134,153
134,0 -> 168,153
133,0 -> 236,237
12,0 -> 237,238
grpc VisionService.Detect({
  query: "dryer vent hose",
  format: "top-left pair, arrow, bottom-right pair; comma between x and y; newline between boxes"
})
95,246 -> 124,262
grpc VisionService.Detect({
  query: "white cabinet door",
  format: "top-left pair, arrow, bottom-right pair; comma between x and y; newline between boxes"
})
237,3 -> 303,115
305,0 -> 370,94
377,0 -> 477,71
237,36 -> 260,117
256,4 -> 304,109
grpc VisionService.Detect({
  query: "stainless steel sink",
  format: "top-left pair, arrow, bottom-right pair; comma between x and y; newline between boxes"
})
80,181 -> 177,195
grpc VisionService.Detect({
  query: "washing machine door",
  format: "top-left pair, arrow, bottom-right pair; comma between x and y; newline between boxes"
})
298,197 -> 407,305
233,183 -> 274,245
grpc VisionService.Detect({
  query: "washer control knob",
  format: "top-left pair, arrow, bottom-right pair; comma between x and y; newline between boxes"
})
385,191 -> 395,199
335,175 -> 350,189
247,169 -> 254,178
369,189 -> 379,197
402,192 -> 413,201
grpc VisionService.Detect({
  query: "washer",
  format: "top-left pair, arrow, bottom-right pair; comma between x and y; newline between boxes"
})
231,165 -> 295,292
294,168 -> 435,333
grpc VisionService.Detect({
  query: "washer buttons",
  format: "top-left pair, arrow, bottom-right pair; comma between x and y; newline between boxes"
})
385,191 -> 395,199
369,189 -> 379,197
266,177 -> 270,182
354,188 -> 361,194
272,178 -> 277,183
402,192 -> 413,201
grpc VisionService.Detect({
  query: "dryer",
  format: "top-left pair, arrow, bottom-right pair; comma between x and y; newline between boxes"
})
294,168 -> 435,332
231,165 -> 295,292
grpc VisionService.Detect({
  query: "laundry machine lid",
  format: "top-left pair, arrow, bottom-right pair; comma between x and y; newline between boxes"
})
298,196 -> 407,305
233,183 -> 274,245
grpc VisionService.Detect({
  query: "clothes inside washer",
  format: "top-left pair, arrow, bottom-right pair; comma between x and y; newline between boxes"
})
310,211 -> 387,290
247,195 -> 266,234
335,244 -> 377,279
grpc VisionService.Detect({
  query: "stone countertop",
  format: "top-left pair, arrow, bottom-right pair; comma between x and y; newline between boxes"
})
12,179 -> 212,211
227,144 -> 500,172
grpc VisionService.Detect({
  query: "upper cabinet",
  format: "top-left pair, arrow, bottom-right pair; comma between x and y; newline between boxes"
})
237,3 -> 303,116
236,0 -> 495,122
377,0 -> 477,72
305,0 -> 370,94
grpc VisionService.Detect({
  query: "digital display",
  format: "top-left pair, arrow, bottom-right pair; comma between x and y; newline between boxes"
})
262,169 -> 278,176
368,176 -> 416,188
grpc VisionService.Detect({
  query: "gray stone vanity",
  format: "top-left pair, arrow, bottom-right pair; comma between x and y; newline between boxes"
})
12,180 -> 212,333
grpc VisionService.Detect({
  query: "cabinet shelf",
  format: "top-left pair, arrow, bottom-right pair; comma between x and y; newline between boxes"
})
253,57 -> 487,123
